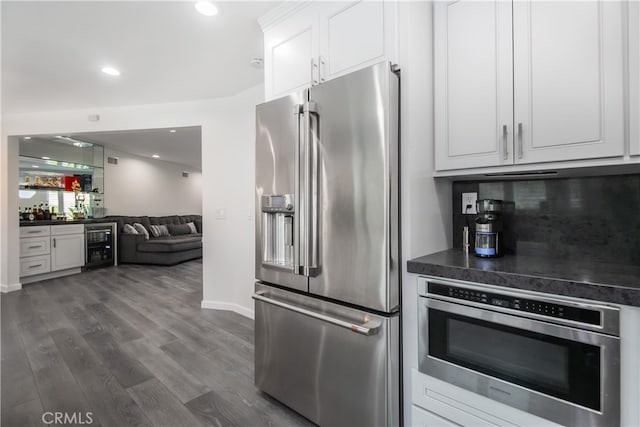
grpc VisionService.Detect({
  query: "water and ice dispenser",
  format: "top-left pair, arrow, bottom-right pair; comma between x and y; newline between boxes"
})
261,194 -> 295,268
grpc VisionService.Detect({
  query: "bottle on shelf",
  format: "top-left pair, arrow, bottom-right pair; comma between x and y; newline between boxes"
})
36,204 -> 44,220
44,203 -> 51,220
28,206 -> 36,222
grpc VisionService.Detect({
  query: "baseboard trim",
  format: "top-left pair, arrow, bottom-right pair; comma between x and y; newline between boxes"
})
201,300 -> 254,320
1,282 -> 22,293
20,268 -> 82,285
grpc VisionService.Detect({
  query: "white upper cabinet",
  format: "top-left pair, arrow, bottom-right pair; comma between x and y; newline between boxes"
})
264,6 -> 320,100
261,1 -> 397,101
434,1 -> 514,170
513,1 -> 624,164
631,1 -> 640,157
435,0 -> 625,172
319,1 -> 396,83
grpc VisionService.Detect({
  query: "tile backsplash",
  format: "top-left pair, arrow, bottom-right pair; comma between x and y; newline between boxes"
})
452,174 -> 640,265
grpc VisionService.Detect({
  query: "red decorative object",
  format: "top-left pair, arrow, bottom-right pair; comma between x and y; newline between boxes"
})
64,176 -> 81,192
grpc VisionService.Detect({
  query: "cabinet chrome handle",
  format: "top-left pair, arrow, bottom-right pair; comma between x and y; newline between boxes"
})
502,124 -> 508,160
28,245 -> 42,249
28,264 -> 43,269
53,238 -> 56,248
310,57 -> 318,85
319,56 -> 326,83
27,230 -> 41,234
517,122 -> 524,159
252,291 -> 381,336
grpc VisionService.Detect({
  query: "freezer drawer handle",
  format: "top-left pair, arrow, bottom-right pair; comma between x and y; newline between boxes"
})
252,292 -> 381,336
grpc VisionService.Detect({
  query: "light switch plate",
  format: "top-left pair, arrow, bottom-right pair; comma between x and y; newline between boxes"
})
462,192 -> 478,214
216,208 -> 226,220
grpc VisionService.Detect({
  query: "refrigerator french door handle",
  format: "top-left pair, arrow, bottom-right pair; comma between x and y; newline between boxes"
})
253,291 -> 382,336
293,103 -> 304,275
303,100 -> 319,277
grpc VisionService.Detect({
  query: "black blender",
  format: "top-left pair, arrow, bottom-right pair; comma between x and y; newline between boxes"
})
474,199 -> 503,258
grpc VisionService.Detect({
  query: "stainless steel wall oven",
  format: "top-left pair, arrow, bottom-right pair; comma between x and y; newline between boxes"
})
418,277 -> 620,427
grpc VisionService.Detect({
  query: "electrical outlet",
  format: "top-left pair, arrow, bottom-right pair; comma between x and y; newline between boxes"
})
462,192 -> 478,214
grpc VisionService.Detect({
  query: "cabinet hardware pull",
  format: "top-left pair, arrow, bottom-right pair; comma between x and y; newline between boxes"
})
27,230 -> 41,234
517,122 -> 524,159
53,238 -> 56,248
502,124 -> 508,160
28,245 -> 42,249
310,57 -> 318,85
319,56 -> 326,83
28,264 -> 42,269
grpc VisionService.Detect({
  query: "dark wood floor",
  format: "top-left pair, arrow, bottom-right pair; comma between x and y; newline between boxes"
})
1,260 -> 313,427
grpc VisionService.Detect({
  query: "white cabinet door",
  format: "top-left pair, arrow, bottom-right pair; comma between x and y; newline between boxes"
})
631,0 -> 640,156
20,236 -> 50,257
434,0 -> 514,171
319,0 -> 397,83
513,0 -> 624,164
20,255 -> 51,277
51,234 -> 85,271
264,6 -> 319,100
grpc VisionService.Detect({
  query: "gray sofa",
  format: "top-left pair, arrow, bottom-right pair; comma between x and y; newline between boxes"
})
109,215 -> 202,265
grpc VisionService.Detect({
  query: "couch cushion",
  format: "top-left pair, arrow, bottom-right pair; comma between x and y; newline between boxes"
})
137,235 -> 202,253
108,215 -> 152,233
149,224 -> 170,237
149,215 -> 182,226
122,224 -> 138,234
168,223 -> 193,236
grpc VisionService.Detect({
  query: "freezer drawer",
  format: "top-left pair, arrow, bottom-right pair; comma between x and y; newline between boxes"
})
254,282 -> 399,427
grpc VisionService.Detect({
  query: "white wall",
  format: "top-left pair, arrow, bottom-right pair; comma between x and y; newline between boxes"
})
398,2 -> 452,425
104,147 -> 202,216
1,85 -> 263,306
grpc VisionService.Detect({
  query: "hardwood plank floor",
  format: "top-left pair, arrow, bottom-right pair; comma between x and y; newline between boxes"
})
1,260 -> 313,427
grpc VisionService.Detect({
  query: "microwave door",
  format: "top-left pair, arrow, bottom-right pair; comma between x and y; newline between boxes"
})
306,62 -> 400,313
255,92 -> 308,292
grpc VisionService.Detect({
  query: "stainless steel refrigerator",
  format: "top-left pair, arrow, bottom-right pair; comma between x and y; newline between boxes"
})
254,61 -> 400,426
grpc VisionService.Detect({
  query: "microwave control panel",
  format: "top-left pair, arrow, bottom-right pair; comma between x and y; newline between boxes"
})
428,282 -> 601,326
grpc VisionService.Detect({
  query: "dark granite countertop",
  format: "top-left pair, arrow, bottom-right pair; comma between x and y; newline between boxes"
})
20,219 -> 116,227
407,249 -> 640,307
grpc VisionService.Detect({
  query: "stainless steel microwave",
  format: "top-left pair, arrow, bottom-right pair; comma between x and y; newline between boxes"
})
418,276 -> 620,427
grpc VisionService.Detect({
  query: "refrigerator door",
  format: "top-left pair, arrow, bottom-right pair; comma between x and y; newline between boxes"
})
306,62 -> 400,312
254,282 -> 400,427
255,93 -> 308,292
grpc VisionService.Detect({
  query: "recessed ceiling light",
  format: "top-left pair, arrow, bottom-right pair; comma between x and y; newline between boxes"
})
101,66 -> 121,76
42,157 -> 50,160
195,1 -> 218,16
152,154 -> 160,159
24,136 -> 32,140
169,129 -> 177,133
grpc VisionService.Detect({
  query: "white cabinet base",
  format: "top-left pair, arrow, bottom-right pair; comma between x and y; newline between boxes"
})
20,268 -> 82,285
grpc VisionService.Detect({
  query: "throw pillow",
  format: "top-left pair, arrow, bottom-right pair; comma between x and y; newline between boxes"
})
149,224 -> 170,238
185,222 -> 198,234
194,219 -> 202,233
122,224 -> 138,234
168,223 -> 192,236
133,222 -> 150,240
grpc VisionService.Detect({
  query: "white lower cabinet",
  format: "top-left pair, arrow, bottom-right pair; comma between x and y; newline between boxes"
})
411,370 -> 561,427
20,226 -> 52,278
411,405 -> 457,427
20,254 -> 51,277
19,224 -> 85,282
51,230 -> 85,272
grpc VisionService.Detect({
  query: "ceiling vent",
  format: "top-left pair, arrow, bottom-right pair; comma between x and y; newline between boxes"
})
107,156 -> 119,165
182,172 -> 189,178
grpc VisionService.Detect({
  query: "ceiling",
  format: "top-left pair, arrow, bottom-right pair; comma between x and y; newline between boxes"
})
2,1 -> 276,170
72,127 -> 203,170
